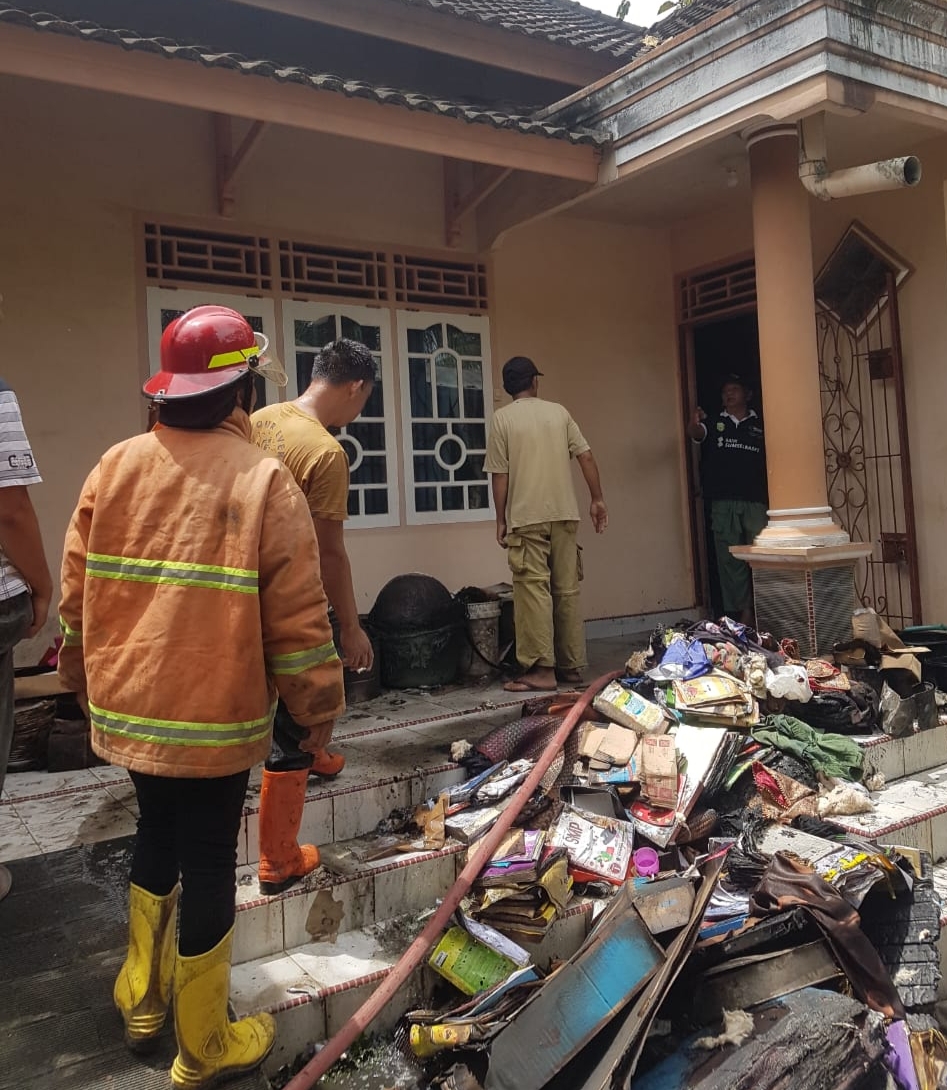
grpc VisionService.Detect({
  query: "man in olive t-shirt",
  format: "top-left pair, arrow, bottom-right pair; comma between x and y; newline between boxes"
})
249,339 -> 375,894
485,357 -> 607,693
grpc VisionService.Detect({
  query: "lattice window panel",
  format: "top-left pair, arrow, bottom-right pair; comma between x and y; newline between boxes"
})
680,259 -> 756,323
144,224 -> 272,291
282,301 -> 399,528
279,241 -> 388,302
393,254 -> 488,311
397,310 -> 493,525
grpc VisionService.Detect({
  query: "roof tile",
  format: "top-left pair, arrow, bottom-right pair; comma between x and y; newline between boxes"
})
396,0 -> 648,57
0,3 -> 608,145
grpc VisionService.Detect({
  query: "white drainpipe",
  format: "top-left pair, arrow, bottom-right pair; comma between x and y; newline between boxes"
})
798,113 -> 921,200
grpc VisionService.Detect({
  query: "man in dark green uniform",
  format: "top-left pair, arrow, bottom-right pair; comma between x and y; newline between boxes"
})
688,375 -> 767,624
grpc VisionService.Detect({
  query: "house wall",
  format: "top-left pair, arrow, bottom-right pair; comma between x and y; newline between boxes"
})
667,131 -> 947,622
0,75 -> 691,663
492,214 -> 692,621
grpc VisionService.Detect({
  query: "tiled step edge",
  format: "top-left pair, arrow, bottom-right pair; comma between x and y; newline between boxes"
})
231,900 -> 595,1076
233,843 -> 466,965
832,764 -> 947,863
240,760 -> 466,868
859,725 -> 947,784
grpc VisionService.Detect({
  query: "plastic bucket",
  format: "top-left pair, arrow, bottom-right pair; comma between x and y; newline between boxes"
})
461,600 -> 501,680
378,622 -> 464,689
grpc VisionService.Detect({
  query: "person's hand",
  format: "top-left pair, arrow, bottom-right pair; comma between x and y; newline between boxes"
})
692,406 -> 707,428
590,500 -> 608,534
26,591 -> 50,638
340,623 -> 374,672
77,692 -> 90,720
301,720 -> 335,752
496,519 -> 508,548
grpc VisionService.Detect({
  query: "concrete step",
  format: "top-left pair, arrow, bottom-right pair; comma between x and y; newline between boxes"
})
238,708 -> 516,868
231,900 -> 596,1076
232,843 -> 466,966
831,758 -> 947,861
857,723 -> 947,785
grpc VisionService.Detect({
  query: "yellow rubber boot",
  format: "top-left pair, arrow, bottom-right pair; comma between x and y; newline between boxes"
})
170,927 -> 275,1089
257,768 -> 320,896
113,883 -> 180,1052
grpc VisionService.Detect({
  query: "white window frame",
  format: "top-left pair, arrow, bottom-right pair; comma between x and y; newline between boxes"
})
145,286 -> 278,387
282,300 -> 400,529
396,310 -> 493,526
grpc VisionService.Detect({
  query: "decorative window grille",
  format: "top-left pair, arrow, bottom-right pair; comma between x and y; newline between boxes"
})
279,241 -> 389,302
145,287 -> 278,408
142,226 -> 495,529
283,302 -> 399,528
393,254 -> 488,311
397,311 -> 492,525
679,259 -> 756,323
144,224 -> 272,291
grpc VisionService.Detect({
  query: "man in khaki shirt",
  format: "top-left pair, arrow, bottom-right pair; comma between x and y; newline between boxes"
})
485,357 -> 607,692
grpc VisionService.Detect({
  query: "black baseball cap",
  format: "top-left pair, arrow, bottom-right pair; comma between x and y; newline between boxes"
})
721,373 -> 751,391
502,356 -> 543,389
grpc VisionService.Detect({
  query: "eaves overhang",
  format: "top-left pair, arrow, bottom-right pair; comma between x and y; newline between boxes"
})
542,0 -> 947,175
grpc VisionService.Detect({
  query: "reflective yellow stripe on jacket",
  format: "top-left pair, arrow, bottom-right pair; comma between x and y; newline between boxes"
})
267,642 -> 340,675
59,616 -> 82,648
89,701 -> 275,748
85,552 -> 259,594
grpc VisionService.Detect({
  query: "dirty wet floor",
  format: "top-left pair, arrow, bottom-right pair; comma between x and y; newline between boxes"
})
0,837 -> 268,1090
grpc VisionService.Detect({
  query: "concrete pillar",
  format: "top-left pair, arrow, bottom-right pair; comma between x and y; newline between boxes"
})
730,124 -> 870,654
745,123 -> 848,547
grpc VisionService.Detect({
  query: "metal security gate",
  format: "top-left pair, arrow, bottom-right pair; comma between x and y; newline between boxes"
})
815,224 -> 920,628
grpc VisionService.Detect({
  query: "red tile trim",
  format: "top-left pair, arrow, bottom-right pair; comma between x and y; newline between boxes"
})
236,844 -> 465,911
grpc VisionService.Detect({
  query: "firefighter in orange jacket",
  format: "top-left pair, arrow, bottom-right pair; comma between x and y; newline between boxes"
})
58,306 -> 344,1089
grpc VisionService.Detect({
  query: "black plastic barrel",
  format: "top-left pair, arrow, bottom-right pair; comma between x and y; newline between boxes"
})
376,622 -> 464,689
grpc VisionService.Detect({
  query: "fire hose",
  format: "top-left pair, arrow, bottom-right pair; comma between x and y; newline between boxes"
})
283,670 -> 620,1090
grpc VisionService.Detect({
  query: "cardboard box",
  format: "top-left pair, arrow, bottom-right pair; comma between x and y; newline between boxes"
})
629,876 -> 696,935
593,682 -> 667,734
429,926 -> 524,996
484,883 -> 664,1090
640,735 -> 678,807
595,723 -> 639,766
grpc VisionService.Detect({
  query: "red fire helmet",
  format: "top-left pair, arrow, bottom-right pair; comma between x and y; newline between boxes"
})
143,305 -> 261,400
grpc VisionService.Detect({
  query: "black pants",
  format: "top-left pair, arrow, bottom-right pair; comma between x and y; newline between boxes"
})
129,769 -> 250,957
264,699 -> 311,773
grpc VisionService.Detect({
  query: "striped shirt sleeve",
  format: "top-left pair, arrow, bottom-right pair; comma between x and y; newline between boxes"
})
0,381 -> 42,488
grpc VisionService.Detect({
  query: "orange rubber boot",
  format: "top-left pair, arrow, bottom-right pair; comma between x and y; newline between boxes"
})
309,747 -> 345,778
257,769 -> 320,896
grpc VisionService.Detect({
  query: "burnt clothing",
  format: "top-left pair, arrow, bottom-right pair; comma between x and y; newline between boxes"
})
749,852 -> 906,1020
699,410 -> 768,505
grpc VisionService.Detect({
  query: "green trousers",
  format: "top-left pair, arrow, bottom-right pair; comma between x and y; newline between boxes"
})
710,499 -> 768,615
506,521 -> 586,672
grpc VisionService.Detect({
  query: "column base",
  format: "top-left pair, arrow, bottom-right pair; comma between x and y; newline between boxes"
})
730,542 -> 873,657
754,506 -> 850,548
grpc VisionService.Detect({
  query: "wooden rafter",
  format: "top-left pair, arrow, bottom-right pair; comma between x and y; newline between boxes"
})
214,114 -> 267,217
444,159 -> 514,248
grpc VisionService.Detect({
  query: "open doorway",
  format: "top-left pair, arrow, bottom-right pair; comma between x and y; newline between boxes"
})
687,311 -> 764,619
